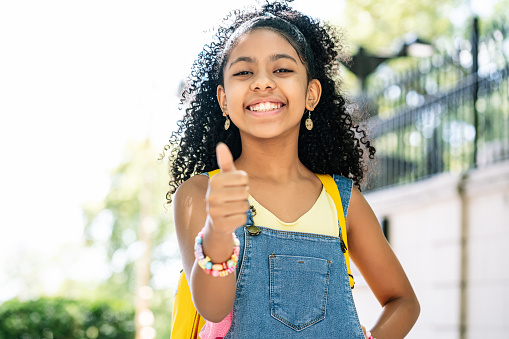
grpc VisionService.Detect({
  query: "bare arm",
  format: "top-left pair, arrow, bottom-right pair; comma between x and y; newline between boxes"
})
347,186 -> 420,338
174,143 -> 249,322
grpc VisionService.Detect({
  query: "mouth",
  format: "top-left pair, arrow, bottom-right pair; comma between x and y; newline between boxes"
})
246,102 -> 285,112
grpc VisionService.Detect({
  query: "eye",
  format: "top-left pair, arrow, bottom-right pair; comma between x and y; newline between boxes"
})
233,71 -> 252,76
274,68 -> 293,73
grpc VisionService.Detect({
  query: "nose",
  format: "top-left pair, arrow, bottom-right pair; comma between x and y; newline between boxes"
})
250,71 -> 276,91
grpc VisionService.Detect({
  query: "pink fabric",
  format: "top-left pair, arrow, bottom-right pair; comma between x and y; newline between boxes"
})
199,311 -> 232,339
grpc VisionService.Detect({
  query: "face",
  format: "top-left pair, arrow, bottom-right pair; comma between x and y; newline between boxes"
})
217,29 -> 321,140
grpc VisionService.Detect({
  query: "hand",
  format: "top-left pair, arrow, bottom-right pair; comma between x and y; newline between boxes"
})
205,143 -> 250,234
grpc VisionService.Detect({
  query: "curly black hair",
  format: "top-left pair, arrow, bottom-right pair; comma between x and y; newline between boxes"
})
163,0 -> 375,204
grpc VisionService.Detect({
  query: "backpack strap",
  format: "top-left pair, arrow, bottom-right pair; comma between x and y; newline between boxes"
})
315,174 -> 355,290
207,168 -> 220,177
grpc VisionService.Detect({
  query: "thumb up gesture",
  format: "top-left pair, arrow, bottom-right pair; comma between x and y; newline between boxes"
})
206,143 -> 250,234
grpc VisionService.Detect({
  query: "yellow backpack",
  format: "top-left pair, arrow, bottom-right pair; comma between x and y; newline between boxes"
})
170,172 -> 354,338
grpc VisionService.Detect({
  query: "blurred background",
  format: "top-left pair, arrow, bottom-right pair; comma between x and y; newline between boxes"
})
0,0 -> 507,338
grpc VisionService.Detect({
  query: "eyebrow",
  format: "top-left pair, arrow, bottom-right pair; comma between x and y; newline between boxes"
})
269,53 -> 298,64
228,53 -> 298,69
228,56 -> 255,69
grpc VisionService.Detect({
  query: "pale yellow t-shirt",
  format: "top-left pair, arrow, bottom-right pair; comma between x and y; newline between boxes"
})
248,186 -> 339,237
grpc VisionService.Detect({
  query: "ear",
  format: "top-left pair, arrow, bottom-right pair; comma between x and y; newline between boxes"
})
217,85 -> 227,112
305,79 -> 322,111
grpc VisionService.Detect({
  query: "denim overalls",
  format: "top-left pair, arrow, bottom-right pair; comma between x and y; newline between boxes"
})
223,175 -> 365,338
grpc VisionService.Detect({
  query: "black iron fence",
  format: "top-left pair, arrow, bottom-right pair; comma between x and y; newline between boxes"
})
364,17 -> 509,191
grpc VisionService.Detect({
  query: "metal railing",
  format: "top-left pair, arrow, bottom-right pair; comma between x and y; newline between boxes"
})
364,17 -> 509,191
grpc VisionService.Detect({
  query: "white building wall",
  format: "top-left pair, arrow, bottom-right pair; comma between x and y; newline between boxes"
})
464,163 -> 509,339
353,161 -> 509,338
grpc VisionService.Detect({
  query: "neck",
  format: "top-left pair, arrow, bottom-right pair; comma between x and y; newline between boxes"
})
234,133 -> 309,183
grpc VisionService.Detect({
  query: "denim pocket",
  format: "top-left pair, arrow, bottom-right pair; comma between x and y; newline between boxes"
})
269,254 -> 331,331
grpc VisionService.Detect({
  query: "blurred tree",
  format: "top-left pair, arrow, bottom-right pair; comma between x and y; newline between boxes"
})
82,139 -> 177,339
338,0 -> 455,53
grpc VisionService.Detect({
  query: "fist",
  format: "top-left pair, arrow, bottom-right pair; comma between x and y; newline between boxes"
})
205,143 -> 250,234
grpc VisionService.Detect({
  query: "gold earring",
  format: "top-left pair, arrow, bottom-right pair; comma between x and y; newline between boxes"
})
224,115 -> 231,130
222,107 -> 230,130
305,109 -> 313,130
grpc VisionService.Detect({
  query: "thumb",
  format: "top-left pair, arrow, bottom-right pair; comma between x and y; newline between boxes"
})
216,142 -> 236,172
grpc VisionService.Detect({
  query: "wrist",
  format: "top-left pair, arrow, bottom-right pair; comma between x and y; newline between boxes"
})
204,218 -> 234,237
202,225 -> 237,262
195,227 -> 240,277
203,223 -> 237,253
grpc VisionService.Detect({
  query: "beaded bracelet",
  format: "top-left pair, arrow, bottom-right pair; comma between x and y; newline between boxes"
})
194,228 -> 240,277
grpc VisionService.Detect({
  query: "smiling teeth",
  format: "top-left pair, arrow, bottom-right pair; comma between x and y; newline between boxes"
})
248,102 -> 283,112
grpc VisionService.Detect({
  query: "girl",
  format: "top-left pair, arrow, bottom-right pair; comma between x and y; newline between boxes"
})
168,1 -> 420,338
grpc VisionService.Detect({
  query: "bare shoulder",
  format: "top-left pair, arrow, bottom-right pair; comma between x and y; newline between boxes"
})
345,184 -> 373,231
174,174 -> 209,203
350,184 -> 365,205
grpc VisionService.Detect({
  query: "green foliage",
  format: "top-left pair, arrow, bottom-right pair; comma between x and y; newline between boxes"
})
0,297 -> 134,339
81,139 -> 177,338
338,0 -> 451,52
